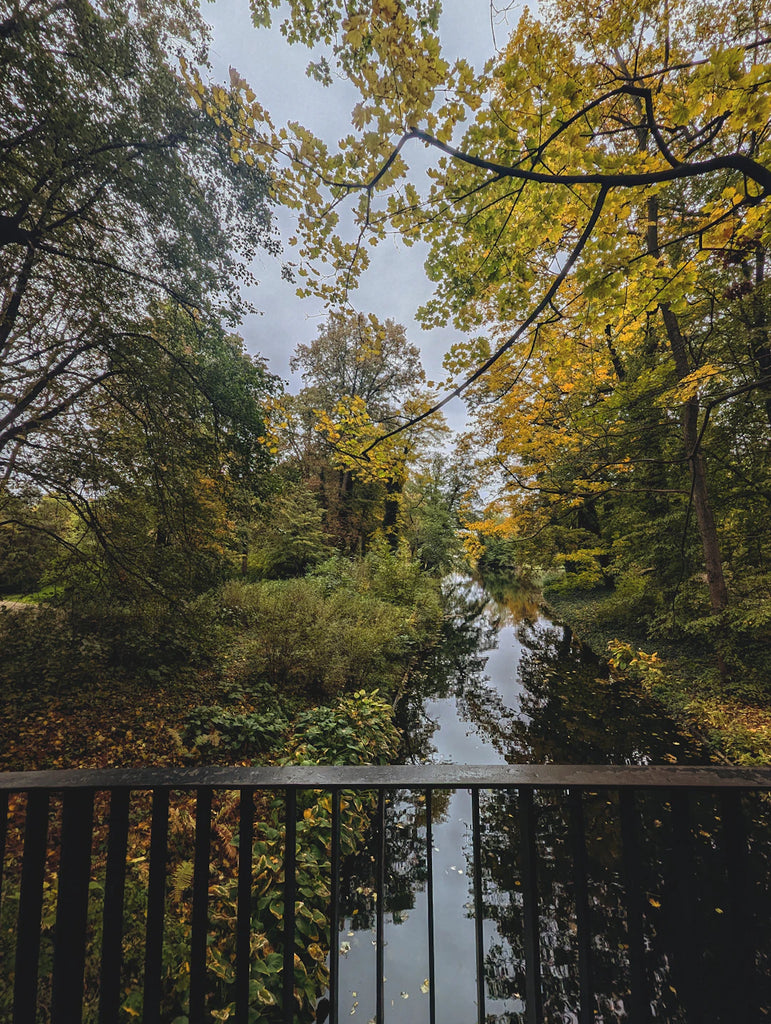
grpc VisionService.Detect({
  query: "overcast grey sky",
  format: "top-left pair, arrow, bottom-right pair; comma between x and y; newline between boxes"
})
203,0 -> 524,431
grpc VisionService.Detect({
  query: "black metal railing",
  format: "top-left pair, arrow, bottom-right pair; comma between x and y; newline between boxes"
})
1,763 -> 771,1024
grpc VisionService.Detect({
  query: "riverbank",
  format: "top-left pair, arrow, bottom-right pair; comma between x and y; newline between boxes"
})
0,547 -> 444,772
545,587 -> 771,766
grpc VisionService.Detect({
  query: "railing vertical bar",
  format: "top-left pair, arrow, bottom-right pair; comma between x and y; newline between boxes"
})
99,787 -> 130,1024
619,788 -> 648,1023
568,788 -> 594,1024
519,786 -> 543,1024
13,789 -> 49,1024
471,787 -> 486,1024
376,789 -> 386,1024
236,787 -> 254,1024
425,788 -> 436,1024
669,789 -> 702,1021
51,788 -> 94,1023
329,789 -> 341,1024
0,790 -> 7,900
190,786 -> 212,1024
719,789 -> 752,1021
283,787 -> 297,1024
143,787 -> 170,1024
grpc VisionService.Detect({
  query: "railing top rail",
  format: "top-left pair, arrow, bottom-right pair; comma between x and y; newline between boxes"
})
1,763 -> 771,790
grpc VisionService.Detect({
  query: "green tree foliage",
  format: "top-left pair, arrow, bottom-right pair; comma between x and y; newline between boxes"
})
401,453 -> 472,572
201,0 -> 771,675
252,482 -> 332,578
280,310 -> 445,552
291,310 -> 424,427
0,0 -> 278,594
3,306 -> 277,598
0,496 -> 70,594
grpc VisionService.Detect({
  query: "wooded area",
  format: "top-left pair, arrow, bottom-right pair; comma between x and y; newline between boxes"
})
2,1 -> 771,1020
0,0 -> 769,750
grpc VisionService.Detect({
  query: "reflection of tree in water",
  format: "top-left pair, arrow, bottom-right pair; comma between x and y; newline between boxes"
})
339,789 -> 453,927
481,574 -> 543,626
396,579 -> 499,763
477,787 -> 771,1022
338,579 -> 771,1021
405,578 -> 703,768
510,620 -> 704,765
456,611 -> 702,766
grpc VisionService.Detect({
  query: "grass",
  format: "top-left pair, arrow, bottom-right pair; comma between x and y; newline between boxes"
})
0,585 -> 61,604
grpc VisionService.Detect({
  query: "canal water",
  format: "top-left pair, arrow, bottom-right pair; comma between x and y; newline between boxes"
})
332,577 -> 770,1023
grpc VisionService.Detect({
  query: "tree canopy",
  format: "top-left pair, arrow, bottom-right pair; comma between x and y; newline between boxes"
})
4,0 -> 770,664
1,0 -> 279,593
184,0 -> 771,667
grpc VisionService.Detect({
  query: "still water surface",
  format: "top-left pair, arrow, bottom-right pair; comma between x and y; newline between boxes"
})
332,578 -> 769,1023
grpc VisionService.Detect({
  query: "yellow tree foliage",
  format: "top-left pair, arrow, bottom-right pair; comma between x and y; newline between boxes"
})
188,0 -> 771,615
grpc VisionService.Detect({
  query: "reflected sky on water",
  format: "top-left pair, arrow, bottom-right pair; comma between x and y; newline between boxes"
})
332,578 -> 768,1024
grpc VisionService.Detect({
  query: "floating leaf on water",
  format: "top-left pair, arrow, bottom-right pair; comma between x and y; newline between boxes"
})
420,980 -> 430,994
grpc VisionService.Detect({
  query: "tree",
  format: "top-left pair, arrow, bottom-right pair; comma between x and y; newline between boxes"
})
188,0 -> 771,654
5,305 -> 278,598
0,0 -> 277,493
291,311 -> 424,426
401,453 -> 474,572
252,483 -> 332,578
286,311 -> 445,551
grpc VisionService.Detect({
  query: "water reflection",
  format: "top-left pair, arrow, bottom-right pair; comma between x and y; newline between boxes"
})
333,577 -> 770,1023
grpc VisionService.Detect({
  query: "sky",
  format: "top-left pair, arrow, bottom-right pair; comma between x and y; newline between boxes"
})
203,0 -> 524,431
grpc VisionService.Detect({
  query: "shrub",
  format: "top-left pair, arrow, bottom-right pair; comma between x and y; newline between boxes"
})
288,689 -> 401,765
549,548 -> 608,591
217,575 -> 438,696
592,566 -> 663,633
180,706 -> 289,757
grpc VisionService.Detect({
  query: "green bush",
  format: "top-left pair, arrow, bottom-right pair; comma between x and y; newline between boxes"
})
543,547 -> 609,593
181,705 -> 288,756
0,596 -> 220,692
288,689 -> 401,765
591,566 -> 664,633
217,572 -> 440,696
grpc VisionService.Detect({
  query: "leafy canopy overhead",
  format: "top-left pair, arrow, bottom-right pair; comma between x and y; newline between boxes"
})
0,0 -> 280,596
190,0 -> 771,643
188,0 -> 771,423
0,0 -> 277,480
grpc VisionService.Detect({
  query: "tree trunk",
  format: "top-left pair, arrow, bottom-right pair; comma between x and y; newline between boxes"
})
660,304 -> 729,615
382,473 -> 403,551
751,246 -> 771,428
